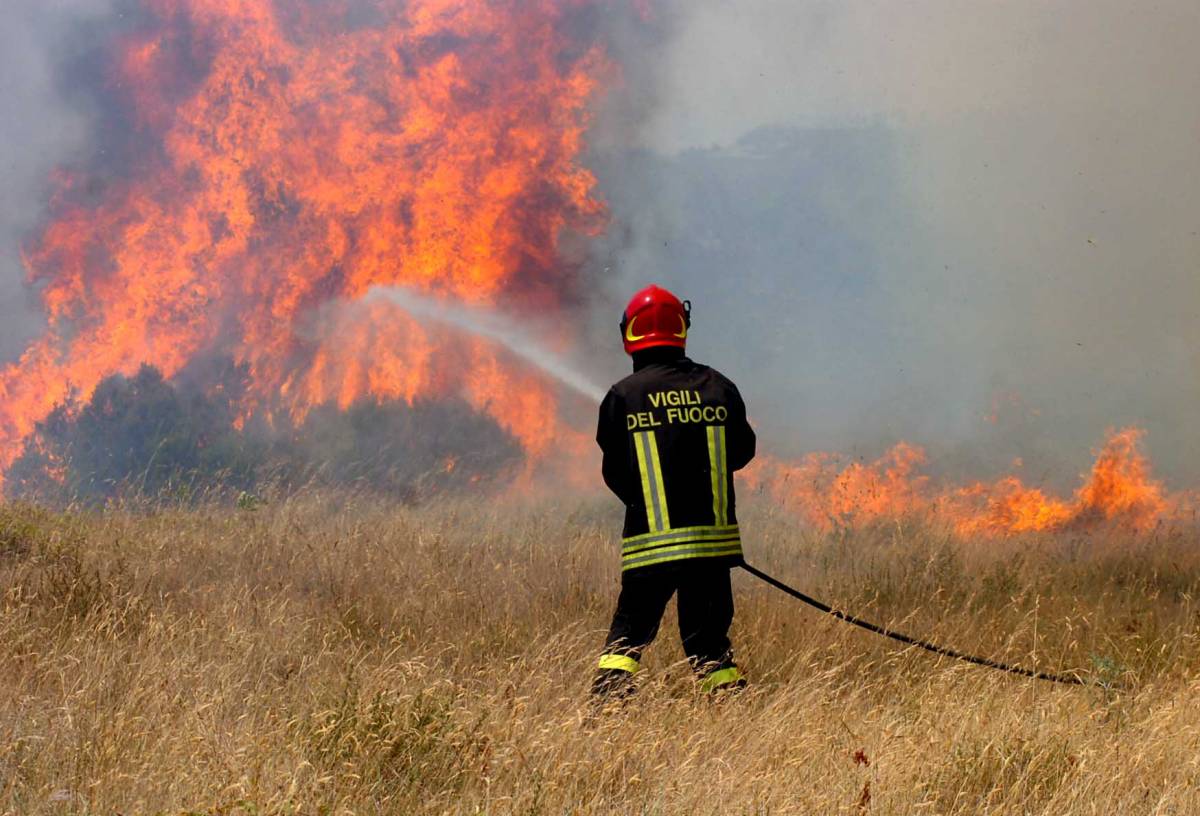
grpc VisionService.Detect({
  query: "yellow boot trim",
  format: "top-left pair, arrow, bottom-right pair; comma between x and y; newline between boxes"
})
598,654 -> 640,673
699,666 -> 744,693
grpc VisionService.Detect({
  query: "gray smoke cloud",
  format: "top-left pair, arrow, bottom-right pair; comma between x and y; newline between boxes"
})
591,0 -> 1200,489
0,1 -> 119,362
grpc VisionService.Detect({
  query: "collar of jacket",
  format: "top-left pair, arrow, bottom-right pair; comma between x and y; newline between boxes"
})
632,347 -> 687,372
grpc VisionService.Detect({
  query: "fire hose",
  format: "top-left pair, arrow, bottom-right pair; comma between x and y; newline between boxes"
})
740,562 -> 1098,687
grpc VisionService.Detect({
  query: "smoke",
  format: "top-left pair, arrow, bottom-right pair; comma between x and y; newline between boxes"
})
0,1 -> 121,362
593,0 -> 1200,489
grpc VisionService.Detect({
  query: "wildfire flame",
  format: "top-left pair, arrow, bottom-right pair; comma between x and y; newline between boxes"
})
0,1 -> 1193,537
0,0 -> 612,490
744,427 -> 1192,536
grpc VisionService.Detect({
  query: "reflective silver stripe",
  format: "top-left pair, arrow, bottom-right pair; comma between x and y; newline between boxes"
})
634,431 -> 669,532
633,431 -> 657,531
622,524 -> 740,550
707,424 -> 728,526
622,540 -> 743,570
625,537 -> 740,560
623,539 -> 741,567
623,527 -> 741,555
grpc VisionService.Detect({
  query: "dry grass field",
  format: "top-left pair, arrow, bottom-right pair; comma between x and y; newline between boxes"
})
2,491 -> 1200,814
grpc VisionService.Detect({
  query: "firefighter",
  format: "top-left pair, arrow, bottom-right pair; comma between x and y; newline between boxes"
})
593,284 -> 756,699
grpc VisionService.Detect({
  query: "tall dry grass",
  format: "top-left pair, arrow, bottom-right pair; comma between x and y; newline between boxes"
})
2,492 -> 1199,814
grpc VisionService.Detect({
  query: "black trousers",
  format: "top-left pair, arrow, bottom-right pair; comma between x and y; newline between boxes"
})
594,564 -> 738,694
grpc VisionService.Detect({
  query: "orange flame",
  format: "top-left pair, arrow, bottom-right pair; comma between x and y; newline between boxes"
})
0,0 -> 614,488
741,443 -> 930,531
746,428 -> 1186,536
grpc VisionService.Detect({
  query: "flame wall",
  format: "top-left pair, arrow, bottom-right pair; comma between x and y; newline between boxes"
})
0,0 -> 617,489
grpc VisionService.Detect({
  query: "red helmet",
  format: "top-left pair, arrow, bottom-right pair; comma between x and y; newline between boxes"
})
620,284 -> 691,355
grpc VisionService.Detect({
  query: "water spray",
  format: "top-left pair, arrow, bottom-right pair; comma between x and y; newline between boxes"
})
365,286 -> 607,403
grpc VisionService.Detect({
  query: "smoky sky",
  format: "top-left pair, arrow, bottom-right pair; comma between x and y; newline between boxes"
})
590,0 -> 1200,489
0,1 -> 123,360
2,1 -> 1197,489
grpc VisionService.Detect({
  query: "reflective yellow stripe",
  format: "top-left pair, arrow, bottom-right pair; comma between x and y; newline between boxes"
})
645,431 -> 669,530
623,526 -> 741,555
622,541 -> 743,571
623,546 -> 742,571
624,538 -> 740,562
634,431 -> 669,532
622,524 -> 740,550
634,431 -> 656,530
598,654 -> 640,673
699,666 -> 744,693
707,425 -> 721,524
706,425 -> 728,526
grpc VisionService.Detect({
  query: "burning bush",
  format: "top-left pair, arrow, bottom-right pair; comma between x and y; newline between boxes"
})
269,398 -> 522,500
7,364 -> 258,502
6,363 -> 521,504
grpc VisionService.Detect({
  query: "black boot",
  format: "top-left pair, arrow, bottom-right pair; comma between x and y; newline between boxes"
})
591,667 -> 637,700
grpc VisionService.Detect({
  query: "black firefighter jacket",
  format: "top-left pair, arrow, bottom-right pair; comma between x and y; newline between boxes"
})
597,353 -> 756,573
